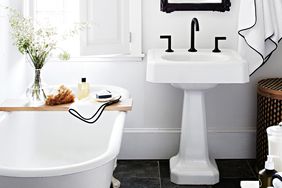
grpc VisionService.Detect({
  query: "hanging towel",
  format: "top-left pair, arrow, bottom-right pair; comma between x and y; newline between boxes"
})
68,96 -> 121,124
238,0 -> 282,75
273,173 -> 282,188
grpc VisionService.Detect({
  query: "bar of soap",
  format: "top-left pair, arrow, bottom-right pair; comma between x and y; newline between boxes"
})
96,90 -> 112,99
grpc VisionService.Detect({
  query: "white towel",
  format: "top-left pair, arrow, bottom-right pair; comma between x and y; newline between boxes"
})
238,0 -> 282,75
273,173 -> 282,188
240,180 -> 259,188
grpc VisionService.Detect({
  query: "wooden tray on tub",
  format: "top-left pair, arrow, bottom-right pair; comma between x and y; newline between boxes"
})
0,98 -> 132,112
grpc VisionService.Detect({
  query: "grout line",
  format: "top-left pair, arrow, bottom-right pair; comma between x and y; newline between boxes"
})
158,161 -> 162,188
247,160 -> 258,179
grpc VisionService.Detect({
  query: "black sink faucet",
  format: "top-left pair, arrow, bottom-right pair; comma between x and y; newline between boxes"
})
188,18 -> 200,52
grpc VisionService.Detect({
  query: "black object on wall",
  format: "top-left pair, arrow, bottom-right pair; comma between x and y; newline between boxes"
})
161,0 -> 231,13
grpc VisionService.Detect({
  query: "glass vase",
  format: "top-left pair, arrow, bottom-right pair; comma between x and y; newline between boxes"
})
26,68 -> 46,106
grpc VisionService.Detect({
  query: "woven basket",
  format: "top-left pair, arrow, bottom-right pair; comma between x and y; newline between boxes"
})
257,78 -> 282,170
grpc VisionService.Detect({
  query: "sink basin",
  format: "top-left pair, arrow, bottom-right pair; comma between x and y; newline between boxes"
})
147,49 -> 249,84
161,52 -> 229,62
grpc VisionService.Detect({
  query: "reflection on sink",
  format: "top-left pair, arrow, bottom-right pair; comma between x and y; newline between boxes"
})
161,52 -> 229,62
147,49 -> 249,84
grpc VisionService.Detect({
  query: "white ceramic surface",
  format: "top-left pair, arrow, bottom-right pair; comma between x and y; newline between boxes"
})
267,125 -> 282,171
0,85 -> 129,188
146,49 -> 249,185
169,85 -> 219,185
146,49 -> 249,84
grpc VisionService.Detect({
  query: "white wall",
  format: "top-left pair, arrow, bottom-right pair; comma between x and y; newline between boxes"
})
2,0 -> 282,159
0,0 -> 28,101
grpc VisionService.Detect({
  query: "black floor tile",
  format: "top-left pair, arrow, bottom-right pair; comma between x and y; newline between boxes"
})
114,159 -> 258,188
216,159 -> 257,179
161,178 -> 209,188
159,160 -> 170,178
247,159 -> 258,177
114,160 -> 159,179
212,179 -> 241,188
118,177 -> 160,188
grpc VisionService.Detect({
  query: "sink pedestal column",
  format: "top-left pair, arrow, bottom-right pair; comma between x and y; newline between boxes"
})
170,85 -> 219,185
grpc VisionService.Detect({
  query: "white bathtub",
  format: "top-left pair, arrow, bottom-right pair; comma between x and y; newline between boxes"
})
0,85 -> 128,188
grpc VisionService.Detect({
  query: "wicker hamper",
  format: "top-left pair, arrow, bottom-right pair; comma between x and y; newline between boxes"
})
257,78 -> 282,170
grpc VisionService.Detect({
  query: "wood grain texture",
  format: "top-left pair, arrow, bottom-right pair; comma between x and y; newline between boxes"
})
257,78 -> 282,100
0,98 -> 132,112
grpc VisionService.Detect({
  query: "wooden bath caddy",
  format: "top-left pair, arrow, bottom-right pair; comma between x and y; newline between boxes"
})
0,98 -> 132,112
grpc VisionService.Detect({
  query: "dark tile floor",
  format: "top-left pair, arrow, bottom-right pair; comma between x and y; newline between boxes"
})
113,159 -> 258,188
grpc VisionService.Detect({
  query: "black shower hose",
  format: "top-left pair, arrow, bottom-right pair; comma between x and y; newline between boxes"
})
68,96 -> 121,124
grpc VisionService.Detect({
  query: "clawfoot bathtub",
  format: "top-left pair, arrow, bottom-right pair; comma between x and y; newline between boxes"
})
0,85 -> 129,188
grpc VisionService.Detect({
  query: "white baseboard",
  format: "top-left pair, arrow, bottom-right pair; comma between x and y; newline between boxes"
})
118,127 -> 256,159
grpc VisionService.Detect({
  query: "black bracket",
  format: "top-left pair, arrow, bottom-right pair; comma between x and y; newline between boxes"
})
160,35 -> 174,52
213,37 -> 227,53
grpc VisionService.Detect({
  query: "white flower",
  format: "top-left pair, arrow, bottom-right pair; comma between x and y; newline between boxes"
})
5,7 -> 85,69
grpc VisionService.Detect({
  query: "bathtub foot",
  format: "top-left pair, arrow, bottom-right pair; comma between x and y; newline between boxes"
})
111,176 -> 121,188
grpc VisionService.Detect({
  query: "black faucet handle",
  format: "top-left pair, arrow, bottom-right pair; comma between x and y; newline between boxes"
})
160,35 -> 171,39
160,35 -> 174,53
213,37 -> 227,53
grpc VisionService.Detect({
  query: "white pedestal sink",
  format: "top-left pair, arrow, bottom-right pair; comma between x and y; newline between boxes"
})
146,49 -> 249,185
